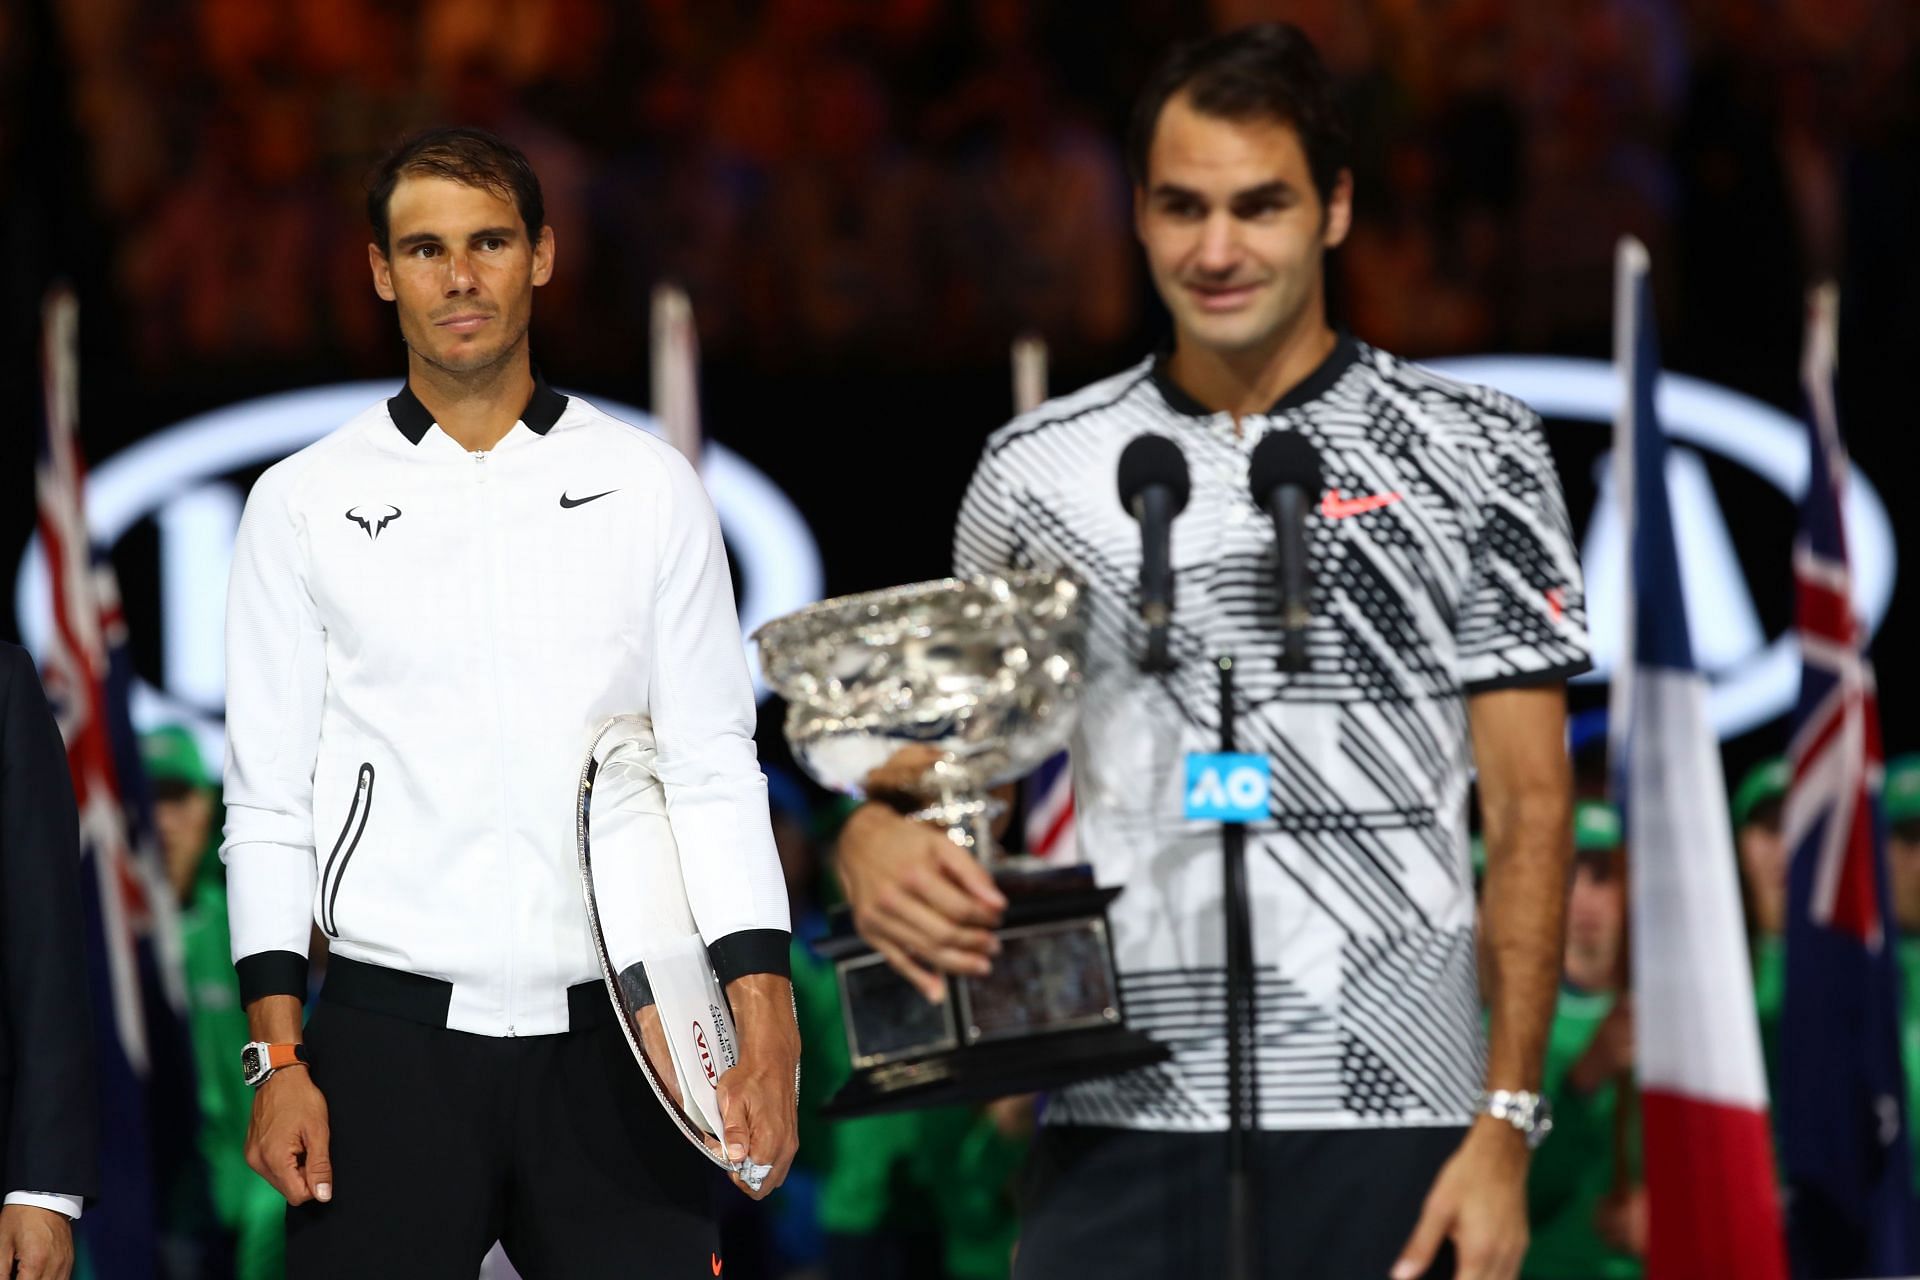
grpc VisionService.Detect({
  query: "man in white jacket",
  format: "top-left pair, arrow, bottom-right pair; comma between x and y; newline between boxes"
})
222,126 -> 798,1278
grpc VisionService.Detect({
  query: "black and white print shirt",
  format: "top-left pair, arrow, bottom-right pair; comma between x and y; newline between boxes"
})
954,335 -> 1591,1131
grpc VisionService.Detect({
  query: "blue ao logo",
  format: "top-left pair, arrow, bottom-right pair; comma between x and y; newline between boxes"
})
13,383 -> 824,765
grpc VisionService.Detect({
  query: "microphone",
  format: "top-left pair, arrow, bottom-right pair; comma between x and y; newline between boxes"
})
1117,434 -> 1191,672
1248,431 -> 1323,673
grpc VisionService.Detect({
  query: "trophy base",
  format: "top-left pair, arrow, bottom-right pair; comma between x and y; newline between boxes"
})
821,1023 -> 1170,1118
817,862 -> 1170,1119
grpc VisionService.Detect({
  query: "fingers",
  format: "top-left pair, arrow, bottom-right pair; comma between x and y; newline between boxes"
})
864,745 -> 945,798
888,893 -> 999,975
857,870 -> 997,991
928,836 -> 1008,913
13,1236 -> 51,1280
1435,1187 -> 1528,1280
251,1134 -> 311,1206
871,936 -> 946,1003
1391,1193 -> 1454,1280
303,1118 -> 334,1204
718,1079 -> 750,1165
1451,1233 -> 1527,1280
719,1082 -> 797,1202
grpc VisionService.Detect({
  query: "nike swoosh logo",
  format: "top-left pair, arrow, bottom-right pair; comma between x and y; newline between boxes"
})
559,489 -> 619,509
711,1254 -> 724,1276
1319,489 -> 1403,520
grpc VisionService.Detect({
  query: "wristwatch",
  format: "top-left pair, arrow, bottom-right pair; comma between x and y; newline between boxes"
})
240,1041 -> 308,1089
1478,1088 -> 1553,1149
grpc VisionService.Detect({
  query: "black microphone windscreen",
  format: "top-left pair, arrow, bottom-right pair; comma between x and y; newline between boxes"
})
1118,434 -> 1192,516
1248,430 -> 1323,500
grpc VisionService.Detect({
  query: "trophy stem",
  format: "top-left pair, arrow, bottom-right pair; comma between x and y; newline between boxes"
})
909,791 -> 1007,869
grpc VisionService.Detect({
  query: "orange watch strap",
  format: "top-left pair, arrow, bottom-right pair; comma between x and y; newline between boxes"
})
265,1043 -> 307,1071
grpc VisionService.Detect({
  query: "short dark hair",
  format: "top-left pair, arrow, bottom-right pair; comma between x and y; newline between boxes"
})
366,126 -> 545,255
1126,23 -> 1350,207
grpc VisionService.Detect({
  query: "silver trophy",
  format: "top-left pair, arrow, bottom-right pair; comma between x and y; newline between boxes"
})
753,570 -> 1167,1116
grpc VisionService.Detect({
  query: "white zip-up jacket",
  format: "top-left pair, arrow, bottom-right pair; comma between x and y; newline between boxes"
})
221,378 -> 790,1036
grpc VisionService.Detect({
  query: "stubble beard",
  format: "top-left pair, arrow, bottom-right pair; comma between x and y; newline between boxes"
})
404,307 -> 532,382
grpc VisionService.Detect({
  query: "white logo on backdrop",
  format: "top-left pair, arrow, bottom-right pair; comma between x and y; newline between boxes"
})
12,362 -> 1897,761
1424,356 -> 1894,738
14,383 -> 825,765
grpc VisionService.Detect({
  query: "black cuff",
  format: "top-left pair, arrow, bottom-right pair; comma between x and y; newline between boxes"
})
236,950 -> 310,1005
707,929 -> 792,985
1462,656 -> 1594,695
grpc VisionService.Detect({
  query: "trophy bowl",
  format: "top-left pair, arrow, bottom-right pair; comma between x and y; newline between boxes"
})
753,570 -> 1168,1116
754,570 -> 1085,838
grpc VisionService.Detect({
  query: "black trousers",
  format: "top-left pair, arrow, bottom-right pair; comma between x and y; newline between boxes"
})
287,972 -> 718,1279
1012,1124 -> 1465,1280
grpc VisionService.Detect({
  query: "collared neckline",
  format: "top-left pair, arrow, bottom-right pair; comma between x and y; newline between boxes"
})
387,371 -> 569,446
1149,331 -> 1360,420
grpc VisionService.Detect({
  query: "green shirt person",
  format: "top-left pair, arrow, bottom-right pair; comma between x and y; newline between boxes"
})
1884,753 -> 1920,1198
143,727 -> 286,1280
1523,800 -> 1643,1280
1731,758 -> 1790,1094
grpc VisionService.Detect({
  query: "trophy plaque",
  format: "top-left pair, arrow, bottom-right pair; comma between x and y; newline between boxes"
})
753,570 -> 1169,1117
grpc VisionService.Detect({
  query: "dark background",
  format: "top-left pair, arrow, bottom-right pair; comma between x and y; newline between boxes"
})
3,0 -> 1916,787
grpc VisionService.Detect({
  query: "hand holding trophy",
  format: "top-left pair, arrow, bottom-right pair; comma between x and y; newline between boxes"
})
753,570 -> 1168,1116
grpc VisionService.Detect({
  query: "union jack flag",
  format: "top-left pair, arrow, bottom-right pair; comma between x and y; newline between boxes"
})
1780,284 -> 1914,1276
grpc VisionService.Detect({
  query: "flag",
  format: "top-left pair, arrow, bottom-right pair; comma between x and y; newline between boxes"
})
34,285 -> 206,1277
1024,749 -> 1077,859
1612,239 -> 1788,1280
1780,282 -> 1915,1276
1007,333 -> 1076,860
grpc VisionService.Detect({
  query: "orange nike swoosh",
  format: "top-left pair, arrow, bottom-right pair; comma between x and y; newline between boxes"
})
1320,489 -> 1404,519
711,1254 -> 723,1276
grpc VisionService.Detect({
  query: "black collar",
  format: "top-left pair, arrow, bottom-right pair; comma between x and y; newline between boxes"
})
387,372 -> 568,446
1149,331 -> 1360,419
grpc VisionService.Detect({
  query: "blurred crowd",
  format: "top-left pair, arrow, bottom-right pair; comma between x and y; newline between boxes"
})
42,0 -> 1917,386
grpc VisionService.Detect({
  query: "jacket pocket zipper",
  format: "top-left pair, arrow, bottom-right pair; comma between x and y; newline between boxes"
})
319,763 -> 374,938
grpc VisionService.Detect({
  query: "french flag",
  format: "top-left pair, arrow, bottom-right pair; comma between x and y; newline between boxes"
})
1611,238 -> 1788,1279
1780,283 -> 1915,1276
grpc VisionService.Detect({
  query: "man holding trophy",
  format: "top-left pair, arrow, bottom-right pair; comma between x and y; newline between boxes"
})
222,127 -> 798,1276
829,26 -> 1588,1280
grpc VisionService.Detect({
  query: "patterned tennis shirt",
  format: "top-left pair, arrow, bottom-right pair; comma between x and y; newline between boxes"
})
953,334 -> 1591,1132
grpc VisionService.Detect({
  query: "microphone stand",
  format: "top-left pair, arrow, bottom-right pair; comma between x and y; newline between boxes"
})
1217,655 -> 1259,1280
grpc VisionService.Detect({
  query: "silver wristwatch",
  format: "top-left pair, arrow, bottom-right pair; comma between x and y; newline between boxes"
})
1478,1089 -> 1553,1149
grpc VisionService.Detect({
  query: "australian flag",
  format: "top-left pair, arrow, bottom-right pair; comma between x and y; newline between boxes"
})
34,286 -> 210,1278
1781,284 -> 1915,1276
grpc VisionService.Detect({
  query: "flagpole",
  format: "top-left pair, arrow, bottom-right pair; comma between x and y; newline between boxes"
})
1012,333 -> 1048,417
651,283 -> 703,465
1608,238 -> 1644,1208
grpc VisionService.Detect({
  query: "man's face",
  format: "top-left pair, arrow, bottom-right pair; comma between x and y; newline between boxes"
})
1565,854 -> 1625,976
1737,814 -> 1788,937
368,176 -> 554,376
153,781 -> 214,901
1890,826 -> 1920,932
1134,94 -> 1351,358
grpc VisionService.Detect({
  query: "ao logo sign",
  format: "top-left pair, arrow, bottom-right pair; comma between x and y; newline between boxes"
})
13,383 -> 824,765
12,360 -> 1898,757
